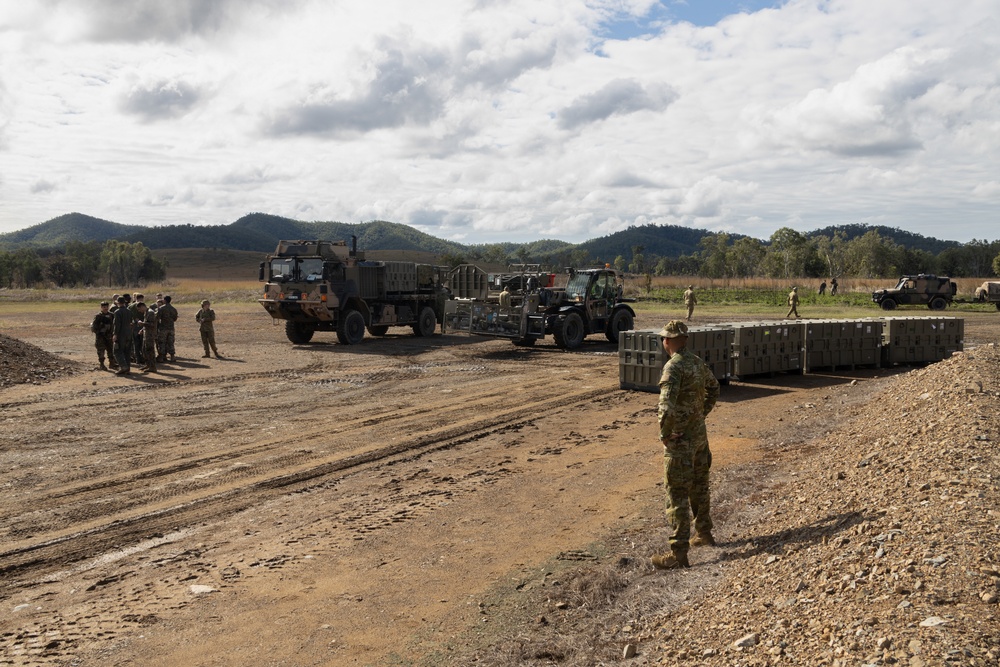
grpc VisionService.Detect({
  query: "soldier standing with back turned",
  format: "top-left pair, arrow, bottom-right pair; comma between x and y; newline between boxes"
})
651,320 -> 720,570
156,295 -> 178,362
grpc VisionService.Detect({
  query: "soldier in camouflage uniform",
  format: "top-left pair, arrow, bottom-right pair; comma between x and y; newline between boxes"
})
785,286 -> 800,319
111,295 -> 133,375
156,295 -> 179,362
652,320 -> 721,570
196,299 -> 221,358
137,302 -> 158,373
683,285 -> 697,321
90,301 -> 117,371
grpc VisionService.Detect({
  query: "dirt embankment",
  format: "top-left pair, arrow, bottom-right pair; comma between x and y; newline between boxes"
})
0,305 -> 997,666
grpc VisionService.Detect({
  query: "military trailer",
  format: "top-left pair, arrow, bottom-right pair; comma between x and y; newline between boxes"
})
974,281 -> 1000,310
258,239 -> 452,344
444,267 -> 635,350
871,274 -> 956,311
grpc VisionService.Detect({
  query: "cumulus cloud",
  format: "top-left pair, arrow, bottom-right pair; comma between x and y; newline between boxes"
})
558,78 -> 678,129
30,179 -> 58,194
22,0 -> 305,42
751,46 -> 950,157
678,176 -> 757,218
264,44 -> 447,136
118,76 -> 203,121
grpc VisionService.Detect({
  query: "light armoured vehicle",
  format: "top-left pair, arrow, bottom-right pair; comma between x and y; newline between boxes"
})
258,239 -> 452,344
871,274 -> 956,311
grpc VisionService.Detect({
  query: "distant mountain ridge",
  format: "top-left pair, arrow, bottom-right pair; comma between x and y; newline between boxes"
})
0,212 -> 965,259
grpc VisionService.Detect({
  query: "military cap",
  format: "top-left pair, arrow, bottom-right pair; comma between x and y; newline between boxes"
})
659,320 -> 689,339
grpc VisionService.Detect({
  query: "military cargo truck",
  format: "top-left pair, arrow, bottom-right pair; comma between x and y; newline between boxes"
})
974,281 -> 1000,310
444,267 -> 635,350
258,239 -> 452,344
871,274 -> 956,311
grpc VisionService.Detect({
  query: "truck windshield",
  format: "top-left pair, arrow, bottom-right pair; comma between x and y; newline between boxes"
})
565,274 -> 592,300
270,258 -> 324,282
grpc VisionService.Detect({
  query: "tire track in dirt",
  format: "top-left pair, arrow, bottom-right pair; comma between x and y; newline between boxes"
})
0,373 -> 617,595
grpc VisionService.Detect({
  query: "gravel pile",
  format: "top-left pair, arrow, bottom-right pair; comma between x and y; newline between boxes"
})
0,333 -> 82,388
652,344 -> 1000,666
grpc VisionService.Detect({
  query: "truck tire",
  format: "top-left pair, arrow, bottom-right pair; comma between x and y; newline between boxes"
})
336,309 -> 365,345
880,299 -> 897,311
413,306 -> 437,337
553,312 -> 585,350
285,321 -> 314,344
605,309 -> 634,343
367,325 -> 390,336
928,297 -> 948,311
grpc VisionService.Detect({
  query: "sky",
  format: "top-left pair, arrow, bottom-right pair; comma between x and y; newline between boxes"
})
0,0 -> 998,245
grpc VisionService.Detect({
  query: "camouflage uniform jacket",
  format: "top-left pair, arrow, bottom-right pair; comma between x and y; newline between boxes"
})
196,308 -> 216,333
683,289 -> 696,306
91,311 -> 114,338
657,347 -> 720,444
141,308 -> 158,339
157,303 -> 178,331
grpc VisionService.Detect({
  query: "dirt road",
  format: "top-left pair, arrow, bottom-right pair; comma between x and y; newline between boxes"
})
1,304 -> 995,666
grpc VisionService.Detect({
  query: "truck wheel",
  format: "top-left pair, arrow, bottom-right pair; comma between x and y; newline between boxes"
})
367,325 -> 390,336
285,321 -> 314,344
605,309 -> 634,343
553,312 -> 585,350
928,297 -> 948,311
413,306 -> 437,337
880,299 -> 897,311
336,309 -> 366,345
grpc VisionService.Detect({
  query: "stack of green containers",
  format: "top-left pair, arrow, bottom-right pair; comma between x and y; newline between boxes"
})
880,316 -> 964,365
618,326 -> 733,393
730,321 -> 804,380
804,319 -> 882,372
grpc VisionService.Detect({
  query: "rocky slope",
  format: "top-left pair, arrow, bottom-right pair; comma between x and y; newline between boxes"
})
649,345 -> 1000,666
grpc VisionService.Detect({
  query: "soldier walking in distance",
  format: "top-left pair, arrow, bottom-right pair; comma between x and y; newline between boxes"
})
819,280 -> 827,295
785,286 -> 800,319
683,285 -> 697,321
156,295 -> 179,362
830,277 -> 839,296
196,299 -> 221,358
91,301 -> 117,371
111,295 -> 133,375
651,320 -> 720,570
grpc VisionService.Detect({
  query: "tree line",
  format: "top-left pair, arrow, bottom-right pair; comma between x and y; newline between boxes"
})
0,240 -> 167,289
647,228 -> 999,280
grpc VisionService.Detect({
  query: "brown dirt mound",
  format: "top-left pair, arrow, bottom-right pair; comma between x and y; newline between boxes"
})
0,333 -> 83,388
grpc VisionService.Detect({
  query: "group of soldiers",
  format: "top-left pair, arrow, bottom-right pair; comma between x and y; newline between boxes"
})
90,294 -> 219,376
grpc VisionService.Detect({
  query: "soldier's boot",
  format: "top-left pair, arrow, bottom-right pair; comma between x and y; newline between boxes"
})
169,354 -> 176,362
141,364 -> 157,373
691,532 -> 716,547
99,361 -> 108,371
202,349 -> 211,358
213,349 -> 222,359
651,551 -> 690,570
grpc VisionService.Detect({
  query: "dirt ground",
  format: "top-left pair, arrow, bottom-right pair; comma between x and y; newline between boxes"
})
0,303 -> 997,666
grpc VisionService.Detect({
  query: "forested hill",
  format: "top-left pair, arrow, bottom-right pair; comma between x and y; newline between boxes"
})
0,212 -> 967,260
806,223 -> 961,255
0,213 -> 469,255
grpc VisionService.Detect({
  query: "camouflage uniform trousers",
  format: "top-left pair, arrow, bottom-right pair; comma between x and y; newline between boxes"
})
663,438 -> 713,556
96,334 -> 116,367
142,335 -> 157,371
157,328 -> 176,360
200,329 -> 218,356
